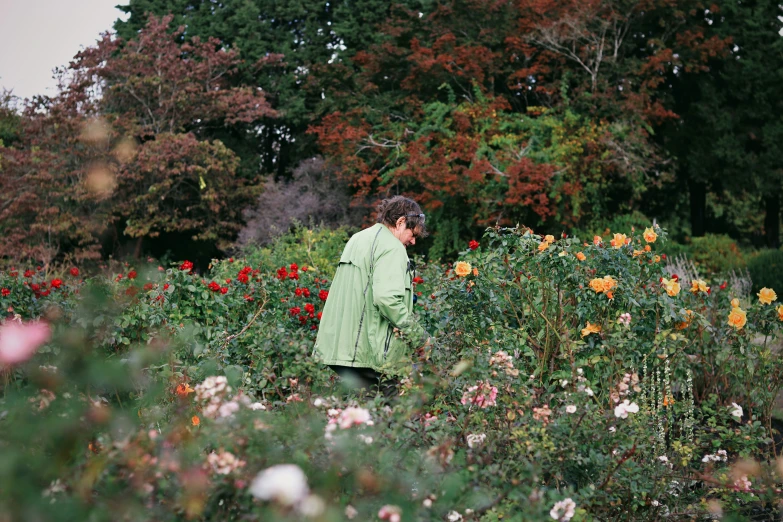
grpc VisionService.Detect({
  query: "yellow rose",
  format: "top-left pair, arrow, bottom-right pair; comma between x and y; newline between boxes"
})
454,261 -> 471,277
731,298 -> 740,308
537,241 -> 550,252
589,278 -> 605,293
632,250 -> 644,257
544,235 -> 555,243
609,233 -> 628,248
727,306 -> 747,329
558,251 -> 567,257
777,304 -> 783,321
661,278 -> 680,296
690,279 -> 710,294
576,252 -> 586,261
601,275 -> 617,293
757,287 -> 777,305
580,321 -> 602,338
643,227 -> 658,243
654,255 -> 661,263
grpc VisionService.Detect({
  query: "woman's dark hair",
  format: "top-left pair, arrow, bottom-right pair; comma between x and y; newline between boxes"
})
376,196 -> 429,238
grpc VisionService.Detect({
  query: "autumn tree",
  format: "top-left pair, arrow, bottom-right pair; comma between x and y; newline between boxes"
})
0,15 -> 277,263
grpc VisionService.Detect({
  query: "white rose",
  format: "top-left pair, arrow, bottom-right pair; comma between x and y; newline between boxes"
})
249,464 -> 309,506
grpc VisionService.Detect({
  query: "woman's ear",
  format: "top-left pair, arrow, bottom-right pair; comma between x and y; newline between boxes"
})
396,216 -> 406,230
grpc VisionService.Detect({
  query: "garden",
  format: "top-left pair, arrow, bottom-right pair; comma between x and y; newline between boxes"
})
2,224 -> 783,521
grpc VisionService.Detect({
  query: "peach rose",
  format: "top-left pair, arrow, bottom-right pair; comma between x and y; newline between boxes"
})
728,306 -> 747,329
601,276 -> 617,293
757,287 -> 777,305
454,261 -> 472,277
593,235 -> 602,246
544,235 -> 555,243
589,278 -> 605,293
537,241 -> 550,252
690,279 -> 709,294
576,252 -> 586,261
731,298 -> 740,308
472,267 -> 479,276
643,227 -> 657,243
777,304 -> 783,321
610,233 -> 627,248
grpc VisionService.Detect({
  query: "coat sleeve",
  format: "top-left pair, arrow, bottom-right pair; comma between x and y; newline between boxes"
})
371,247 -> 427,347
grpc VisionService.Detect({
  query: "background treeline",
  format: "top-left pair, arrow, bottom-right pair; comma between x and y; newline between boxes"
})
1,0 -> 782,266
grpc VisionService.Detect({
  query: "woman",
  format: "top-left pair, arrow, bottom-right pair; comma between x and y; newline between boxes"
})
314,196 -> 429,393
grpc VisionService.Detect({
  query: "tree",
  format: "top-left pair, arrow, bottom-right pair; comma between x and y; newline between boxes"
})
0,16 -> 277,263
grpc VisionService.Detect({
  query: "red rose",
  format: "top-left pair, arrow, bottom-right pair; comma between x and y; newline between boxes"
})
289,306 -> 301,316
469,240 -> 479,250
661,254 -> 667,260
225,279 -> 232,284
304,303 -> 315,314
302,288 -> 310,298
294,288 -> 303,297
50,279 -> 62,289
207,281 -> 221,292
163,283 -> 170,291
24,270 -> 34,278
220,287 -> 228,294
302,266 -> 308,272
70,267 -> 79,277
317,311 -> 323,320
179,260 -> 194,272
244,294 -> 254,302
298,315 -> 307,324
115,274 -> 124,282
237,273 -> 249,284
9,270 -> 18,277
1,288 -> 9,297
229,257 -> 234,263
318,290 -> 329,301
290,263 -> 298,272
277,267 -> 288,280
31,284 -> 40,291
143,283 -> 154,291
671,274 -> 679,281
310,324 -> 317,330
413,276 -> 424,284
719,282 -> 727,290
128,270 -> 137,280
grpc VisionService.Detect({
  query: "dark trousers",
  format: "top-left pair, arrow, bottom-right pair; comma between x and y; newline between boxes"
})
329,365 -> 398,398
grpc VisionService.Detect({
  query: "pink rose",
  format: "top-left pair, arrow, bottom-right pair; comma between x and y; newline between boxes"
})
0,320 -> 51,365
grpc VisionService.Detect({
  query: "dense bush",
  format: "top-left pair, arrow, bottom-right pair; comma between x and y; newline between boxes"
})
747,249 -> 783,296
663,234 -> 747,276
2,224 -> 783,521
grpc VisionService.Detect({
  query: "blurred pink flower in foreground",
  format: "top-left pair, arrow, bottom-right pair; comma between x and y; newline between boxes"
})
0,320 -> 51,365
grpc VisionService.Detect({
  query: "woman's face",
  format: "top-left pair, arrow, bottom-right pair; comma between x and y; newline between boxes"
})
392,217 -> 417,248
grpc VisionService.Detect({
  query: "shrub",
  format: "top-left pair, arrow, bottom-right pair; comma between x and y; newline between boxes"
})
746,249 -> 783,295
663,234 -> 746,275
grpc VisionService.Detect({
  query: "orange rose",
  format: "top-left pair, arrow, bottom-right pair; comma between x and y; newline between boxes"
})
192,415 -> 200,426
580,322 -> 602,338
605,291 -> 614,300
576,252 -> 586,261
757,287 -> 777,305
690,279 -> 709,294
176,383 -> 195,397
454,261 -> 472,277
472,267 -> 479,276
537,241 -> 550,252
643,227 -> 658,243
777,304 -> 783,321
589,278 -> 605,293
593,235 -> 602,246
654,255 -> 661,263
610,233 -> 627,248
601,276 -> 617,293
544,235 -> 555,243
644,245 -> 651,252
727,306 -> 747,329
675,309 -> 694,330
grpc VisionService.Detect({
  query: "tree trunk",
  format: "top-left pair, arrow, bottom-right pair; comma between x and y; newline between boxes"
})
764,192 -> 780,248
689,180 -> 707,237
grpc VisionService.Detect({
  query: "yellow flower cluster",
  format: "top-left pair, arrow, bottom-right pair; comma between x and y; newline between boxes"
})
609,233 -> 628,248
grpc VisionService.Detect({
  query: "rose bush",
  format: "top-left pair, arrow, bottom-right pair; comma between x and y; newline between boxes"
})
1,224 -> 783,521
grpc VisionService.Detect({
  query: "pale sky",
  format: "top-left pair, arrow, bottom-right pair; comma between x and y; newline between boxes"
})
0,0 -> 129,100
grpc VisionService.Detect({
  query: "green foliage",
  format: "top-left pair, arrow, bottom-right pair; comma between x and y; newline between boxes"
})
746,249 -> 783,295
241,225 -> 353,275
664,234 -> 747,276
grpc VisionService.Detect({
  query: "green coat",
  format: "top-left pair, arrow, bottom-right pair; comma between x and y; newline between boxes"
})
314,223 -> 427,376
